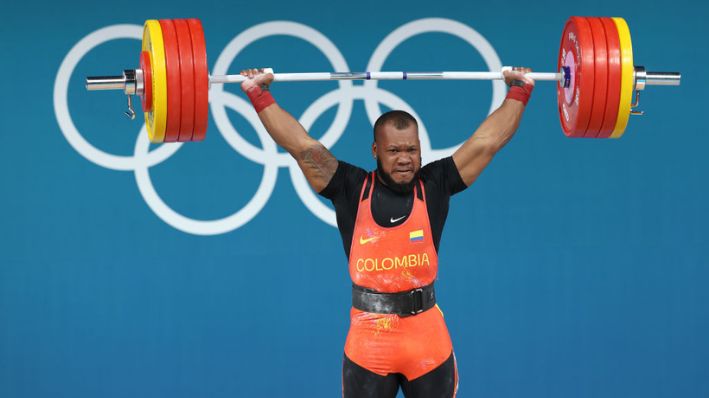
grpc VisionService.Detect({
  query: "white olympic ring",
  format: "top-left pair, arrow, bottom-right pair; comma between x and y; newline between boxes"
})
54,19 -> 503,235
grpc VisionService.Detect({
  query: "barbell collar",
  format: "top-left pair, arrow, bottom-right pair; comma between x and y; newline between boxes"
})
134,68 -> 144,96
122,69 -> 137,95
634,66 -> 647,90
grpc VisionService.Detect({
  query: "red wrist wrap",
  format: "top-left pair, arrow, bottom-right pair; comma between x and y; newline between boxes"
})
247,86 -> 276,113
505,83 -> 534,106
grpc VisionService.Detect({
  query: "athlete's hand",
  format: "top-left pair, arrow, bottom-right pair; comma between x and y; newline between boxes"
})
240,68 -> 275,93
502,66 -> 535,88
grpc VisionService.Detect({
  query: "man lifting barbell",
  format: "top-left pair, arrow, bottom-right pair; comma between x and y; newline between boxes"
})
240,66 -> 534,398
84,15 -> 681,397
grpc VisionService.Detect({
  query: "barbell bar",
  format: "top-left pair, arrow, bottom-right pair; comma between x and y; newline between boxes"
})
85,17 -> 681,143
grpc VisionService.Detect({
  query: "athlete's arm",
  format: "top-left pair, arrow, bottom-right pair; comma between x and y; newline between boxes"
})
452,68 -> 535,187
240,69 -> 338,193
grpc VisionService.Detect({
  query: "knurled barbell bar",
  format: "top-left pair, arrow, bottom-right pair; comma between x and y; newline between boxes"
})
85,16 -> 681,143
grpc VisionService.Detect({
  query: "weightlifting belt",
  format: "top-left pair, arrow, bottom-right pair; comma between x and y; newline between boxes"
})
352,283 -> 436,317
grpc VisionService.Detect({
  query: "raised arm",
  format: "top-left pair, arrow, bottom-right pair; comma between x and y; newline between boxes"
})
240,69 -> 337,193
452,68 -> 535,186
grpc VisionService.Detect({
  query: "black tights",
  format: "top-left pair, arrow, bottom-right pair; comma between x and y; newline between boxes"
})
342,352 -> 457,398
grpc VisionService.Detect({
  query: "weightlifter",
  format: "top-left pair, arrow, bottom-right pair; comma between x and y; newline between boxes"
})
240,67 -> 534,398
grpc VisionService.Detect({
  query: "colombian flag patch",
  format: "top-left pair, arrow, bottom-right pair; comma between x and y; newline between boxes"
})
409,229 -> 424,242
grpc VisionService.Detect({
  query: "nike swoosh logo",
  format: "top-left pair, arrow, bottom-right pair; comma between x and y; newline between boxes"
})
359,236 -> 378,245
390,215 -> 406,223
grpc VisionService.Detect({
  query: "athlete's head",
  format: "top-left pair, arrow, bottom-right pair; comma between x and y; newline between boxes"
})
372,110 -> 422,194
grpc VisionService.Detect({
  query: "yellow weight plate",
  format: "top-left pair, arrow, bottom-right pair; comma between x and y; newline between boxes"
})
611,17 -> 634,139
142,20 -> 167,143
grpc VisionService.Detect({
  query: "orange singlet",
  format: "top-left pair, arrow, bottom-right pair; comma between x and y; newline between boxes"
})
344,172 -> 455,382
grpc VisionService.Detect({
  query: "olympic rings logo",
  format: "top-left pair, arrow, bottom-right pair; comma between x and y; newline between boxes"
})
54,19 -> 505,236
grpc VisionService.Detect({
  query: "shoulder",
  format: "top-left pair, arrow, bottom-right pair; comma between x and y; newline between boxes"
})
318,160 -> 369,199
419,156 -> 467,196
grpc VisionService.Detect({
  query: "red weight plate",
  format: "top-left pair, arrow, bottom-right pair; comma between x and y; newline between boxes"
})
584,17 -> 608,138
140,51 -> 153,112
174,19 -> 195,142
557,16 -> 595,137
598,17 -> 622,138
187,18 -> 209,141
158,19 -> 182,142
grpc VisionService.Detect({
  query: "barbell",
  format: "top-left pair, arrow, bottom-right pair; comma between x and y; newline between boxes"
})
85,17 -> 681,143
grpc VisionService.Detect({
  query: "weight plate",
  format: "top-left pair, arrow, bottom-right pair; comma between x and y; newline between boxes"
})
598,17 -> 622,138
142,20 -> 167,143
159,19 -> 181,142
174,19 -> 196,142
140,51 -> 153,112
585,17 -> 609,138
557,16 -> 596,137
187,18 -> 209,142
611,17 -> 634,139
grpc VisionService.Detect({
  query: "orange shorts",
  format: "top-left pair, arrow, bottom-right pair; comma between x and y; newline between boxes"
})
343,304 -> 453,381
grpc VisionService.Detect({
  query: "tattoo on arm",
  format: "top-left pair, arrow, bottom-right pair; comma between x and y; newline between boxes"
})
299,143 -> 338,192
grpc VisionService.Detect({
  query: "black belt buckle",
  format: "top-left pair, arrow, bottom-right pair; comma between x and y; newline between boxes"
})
409,288 -> 424,315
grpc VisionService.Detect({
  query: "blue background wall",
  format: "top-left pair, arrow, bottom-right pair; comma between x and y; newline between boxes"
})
1,0 -> 707,396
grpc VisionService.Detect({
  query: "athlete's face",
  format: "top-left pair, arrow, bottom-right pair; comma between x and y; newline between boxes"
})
372,123 -> 422,191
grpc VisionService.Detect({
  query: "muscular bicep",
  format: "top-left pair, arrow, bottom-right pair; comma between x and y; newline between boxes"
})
297,142 -> 339,193
452,100 -> 525,186
452,139 -> 495,187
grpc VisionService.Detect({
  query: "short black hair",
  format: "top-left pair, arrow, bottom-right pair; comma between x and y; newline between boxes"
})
373,110 -> 418,142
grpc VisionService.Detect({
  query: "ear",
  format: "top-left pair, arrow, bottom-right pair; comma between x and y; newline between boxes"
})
371,142 -> 377,159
